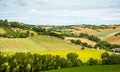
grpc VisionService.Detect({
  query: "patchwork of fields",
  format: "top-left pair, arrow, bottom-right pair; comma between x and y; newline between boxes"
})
0,26 -> 119,62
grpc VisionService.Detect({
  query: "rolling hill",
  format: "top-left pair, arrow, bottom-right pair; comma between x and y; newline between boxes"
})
0,35 -> 81,52
105,36 -> 120,45
0,35 -> 105,62
63,25 -> 120,40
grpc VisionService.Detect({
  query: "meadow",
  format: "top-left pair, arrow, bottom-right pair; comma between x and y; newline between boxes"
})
0,28 -> 5,34
0,35 -> 81,52
46,65 -> 120,72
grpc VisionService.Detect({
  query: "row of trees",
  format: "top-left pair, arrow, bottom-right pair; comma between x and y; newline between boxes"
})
114,32 -> 120,36
0,19 -> 64,39
0,52 -> 120,72
79,33 -> 100,42
71,39 -> 92,48
0,52 -> 82,72
78,33 -> 120,50
95,41 -> 120,50
101,52 -> 120,65
0,30 -> 30,38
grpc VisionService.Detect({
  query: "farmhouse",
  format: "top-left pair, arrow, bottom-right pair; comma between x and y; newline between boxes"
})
112,48 -> 120,54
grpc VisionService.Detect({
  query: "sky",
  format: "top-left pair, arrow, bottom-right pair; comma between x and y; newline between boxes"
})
0,0 -> 120,25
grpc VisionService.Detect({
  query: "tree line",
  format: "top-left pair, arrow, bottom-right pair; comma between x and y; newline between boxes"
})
0,52 -> 120,72
0,19 -> 64,39
71,39 -> 92,48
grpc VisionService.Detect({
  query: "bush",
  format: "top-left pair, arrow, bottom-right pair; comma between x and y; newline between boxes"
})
87,58 -> 99,66
101,52 -> 109,59
102,54 -> 120,65
67,53 -> 82,67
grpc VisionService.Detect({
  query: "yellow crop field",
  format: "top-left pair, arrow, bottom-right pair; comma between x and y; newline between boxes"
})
3,49 -> 106,62
35,49 -> 105,62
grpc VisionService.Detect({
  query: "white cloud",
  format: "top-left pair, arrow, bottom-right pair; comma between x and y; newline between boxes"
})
100,17 -> 120,21
29,8 -> 120,20
29,9 -> 39,13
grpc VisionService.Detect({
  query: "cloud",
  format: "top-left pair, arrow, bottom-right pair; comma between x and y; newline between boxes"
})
100,17 -> 120,21
1,0 -> 120,8
29,9 -> 39,13
0,0 -> 50,7
1,0 -> 120,25
29,8 -> 120,19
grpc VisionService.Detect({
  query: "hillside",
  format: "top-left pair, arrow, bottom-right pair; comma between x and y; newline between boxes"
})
105,36 -> 120,45
64,37 -> 97,47
61,25 -> 120,40
0,28 -> 5,34
0,35 -> 81,52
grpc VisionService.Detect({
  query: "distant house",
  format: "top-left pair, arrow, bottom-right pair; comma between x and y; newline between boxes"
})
112,48 -> 120,54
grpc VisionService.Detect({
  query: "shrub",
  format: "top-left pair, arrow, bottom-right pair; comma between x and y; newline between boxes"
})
87,58 -> 99,66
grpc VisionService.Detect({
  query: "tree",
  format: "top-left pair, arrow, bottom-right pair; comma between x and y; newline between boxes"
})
87,58 -> 99,66
67,53 -> 82,67
102,54 -> 120,65
0,52 -> 7,71
101,52 -> 109,59
81,47 -> 85,50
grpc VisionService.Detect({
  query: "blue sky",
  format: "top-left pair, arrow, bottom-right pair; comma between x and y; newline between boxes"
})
0,0 -> 120,25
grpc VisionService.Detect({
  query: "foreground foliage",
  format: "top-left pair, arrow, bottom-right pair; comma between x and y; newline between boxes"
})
0,52 -> 120,72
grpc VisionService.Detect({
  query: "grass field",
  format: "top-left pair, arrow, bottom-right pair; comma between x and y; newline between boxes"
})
0,28 -> 6,34
46,65 -> 120,72
96,30 -> 120,40
0,35 -> 81,52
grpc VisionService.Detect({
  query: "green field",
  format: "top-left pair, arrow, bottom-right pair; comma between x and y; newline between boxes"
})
95,29 -> 120,40
0,35 -> 81,52
46,65 -> 120,72
0,28 -> 6,34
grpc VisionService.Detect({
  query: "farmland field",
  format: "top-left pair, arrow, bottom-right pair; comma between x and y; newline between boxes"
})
0,28 -> 6,34
46,65 -> 120,72
0,35 -> 106,62
105,36 -> 120,45
66,26 -> 120,40
0,35 -> 81,52
3,50 -> 105,62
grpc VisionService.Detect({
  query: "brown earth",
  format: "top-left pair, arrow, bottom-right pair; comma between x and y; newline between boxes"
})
105,36 -> 120,45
